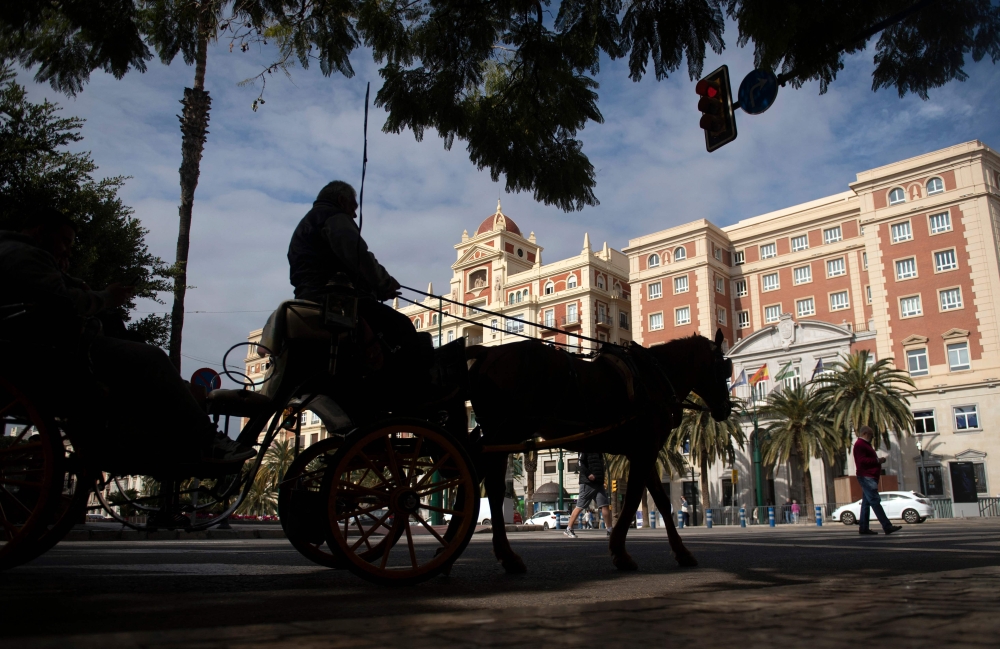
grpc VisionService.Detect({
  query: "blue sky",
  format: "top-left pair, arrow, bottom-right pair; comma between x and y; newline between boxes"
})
18,24 -> 1000,382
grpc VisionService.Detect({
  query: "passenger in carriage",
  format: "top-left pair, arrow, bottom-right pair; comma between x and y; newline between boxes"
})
287,181 -> 431,402
0,206 -> 254,465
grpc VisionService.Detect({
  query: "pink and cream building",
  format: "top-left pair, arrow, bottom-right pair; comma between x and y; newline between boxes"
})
625,140 -> 1000,512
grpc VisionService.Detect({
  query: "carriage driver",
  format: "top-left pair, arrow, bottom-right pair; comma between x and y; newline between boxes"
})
0,207 -> 255,466
287,181 -> 430,402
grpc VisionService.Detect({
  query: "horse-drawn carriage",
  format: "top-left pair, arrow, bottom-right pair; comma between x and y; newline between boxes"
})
1,278 -> 734,582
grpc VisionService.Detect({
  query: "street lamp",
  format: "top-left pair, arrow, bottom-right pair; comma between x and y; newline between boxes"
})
916,438 -> 926,494
733,396 -> 765,521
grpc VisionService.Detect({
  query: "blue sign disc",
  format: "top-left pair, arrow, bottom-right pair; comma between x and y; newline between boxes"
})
191,367 -> 222,393
738,69 -> 779,115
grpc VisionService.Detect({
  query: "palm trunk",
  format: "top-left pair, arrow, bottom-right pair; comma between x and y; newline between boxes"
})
699,450 -> 710,524
524,452 -> 536,519
803,466 -> 815,507
168,3 -> 213,369
640,488 -> 649,528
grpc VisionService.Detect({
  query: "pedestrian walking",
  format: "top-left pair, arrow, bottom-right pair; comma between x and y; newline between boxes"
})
782,498 -> 792,523
680,496 -> 690,526
854,426 -> 902,536
564,453 -> 613,538
791,500 -> 800,524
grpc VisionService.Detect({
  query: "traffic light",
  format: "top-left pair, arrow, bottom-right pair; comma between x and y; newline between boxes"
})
611,479 -> 618,493
695,65 -> 737,152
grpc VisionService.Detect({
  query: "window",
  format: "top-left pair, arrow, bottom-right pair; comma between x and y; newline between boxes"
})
715,277 -> 725,294
568,459 -> 579,473
863,252 -> 868,270
674,246 -> 687,261
796,298 -> 815,317
752,381 -> 768,403
760,243 -> 777,259
544,281 -> 554,295
431,334 -> 441,348
791,235 -> 808,252
954,405 -> 979,430
414,318 -> 422,329
929,211 -> 952,234
675,307 -> 691,326
764,305 -> 781,323
490,318 -> 498,331
674,276 -> 689,294
619,311 -> 629,328
734,280 -> 748,296
889,188 -> 905,205
762,273 -> 779,291
734,251 -> 745,265
567,274 -> 577,289
544,309 -> 555,327
447,330 -> 454,343
714,247 -> 722,260
940,288 -> 962,311
891,221 -> 912,243
826,258 -> 846,277
509,292 -> 520,304
823,226 -> 842,244
311,411 -> 321,425
648,282 -> 662,300
830,291 -> 849,311
913,410 -> 936,434
567,303 -> 578,323
919,466 -> 944,496
934,249 -> 957,272
597,275 -> 605,289
737,311 -> 750,329
543,460 -> 556,474
900,295 -> 922,317
948,342 -> 970,371
927,177 -> 944,195
649,312 -> 664,331
793,265 -> 812,285
506,314 -> 525,334
895,257 -> 917,280
648,253 -> 660,268
782,368 -> 800,390
907,349 -> 929,376
866,285 -> 872,304
717,307 -> 727,325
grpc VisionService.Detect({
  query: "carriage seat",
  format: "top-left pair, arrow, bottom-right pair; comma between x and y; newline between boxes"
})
205,388 -> 273,418
259,300 -> 330,356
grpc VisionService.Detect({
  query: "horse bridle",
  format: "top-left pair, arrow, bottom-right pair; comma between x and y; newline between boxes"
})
633,341 -> 731,414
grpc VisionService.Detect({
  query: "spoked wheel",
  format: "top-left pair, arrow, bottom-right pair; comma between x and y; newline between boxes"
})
0,377 -> 63,570
279,435 -> 404,568
323,419 -> 479,586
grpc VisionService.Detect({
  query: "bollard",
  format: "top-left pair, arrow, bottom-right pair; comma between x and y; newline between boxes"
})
739,506 -> 746,528
815,505 -> 823,527
706,510 -> 713,529
678,512 -> 685,529
768,506 -> 775,527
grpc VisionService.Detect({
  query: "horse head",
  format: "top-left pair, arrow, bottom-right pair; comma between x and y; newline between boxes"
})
646,328 -> 733,423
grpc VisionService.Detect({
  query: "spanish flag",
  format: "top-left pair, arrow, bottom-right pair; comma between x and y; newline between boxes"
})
748,363 -> 769,387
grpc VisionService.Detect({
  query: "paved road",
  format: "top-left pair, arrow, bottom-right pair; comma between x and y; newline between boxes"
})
4,519 -> 1000,647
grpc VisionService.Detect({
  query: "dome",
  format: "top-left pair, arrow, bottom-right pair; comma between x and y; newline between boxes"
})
475,200 -> 522,236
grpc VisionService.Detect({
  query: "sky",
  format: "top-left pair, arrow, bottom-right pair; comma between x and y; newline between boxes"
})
18,21 -> 1000,386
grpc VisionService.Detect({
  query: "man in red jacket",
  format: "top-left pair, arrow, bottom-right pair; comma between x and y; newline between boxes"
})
853,426 -> 902,536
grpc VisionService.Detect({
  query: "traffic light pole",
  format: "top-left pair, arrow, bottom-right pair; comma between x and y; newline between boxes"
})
557,449 -> 565,511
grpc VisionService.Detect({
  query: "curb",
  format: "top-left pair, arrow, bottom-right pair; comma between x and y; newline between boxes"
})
62,528 -> 287,542
475,525 -> 543,534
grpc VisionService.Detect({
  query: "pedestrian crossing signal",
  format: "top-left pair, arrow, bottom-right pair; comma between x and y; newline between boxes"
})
695,65 -> 737,152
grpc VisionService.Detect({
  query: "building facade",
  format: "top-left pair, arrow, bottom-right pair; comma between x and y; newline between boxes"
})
624,140 -> 1000,514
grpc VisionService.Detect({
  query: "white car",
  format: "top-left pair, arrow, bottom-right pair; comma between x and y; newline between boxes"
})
831,491 -> 934,525
526,510 -> 571,529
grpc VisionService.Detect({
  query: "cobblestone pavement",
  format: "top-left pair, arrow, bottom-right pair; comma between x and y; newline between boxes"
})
4,519 -> 1000,648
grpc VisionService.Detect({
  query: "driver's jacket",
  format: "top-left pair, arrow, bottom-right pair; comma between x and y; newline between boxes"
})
0,231 -> 110,318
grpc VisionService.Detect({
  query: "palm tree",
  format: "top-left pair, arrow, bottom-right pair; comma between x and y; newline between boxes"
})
811,350 -> 916,449
759,384 -> 842,506
258,439 -> 296,491
668,395 -> 746,519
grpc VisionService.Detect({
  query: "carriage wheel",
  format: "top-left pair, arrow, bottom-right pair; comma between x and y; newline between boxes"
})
0,377 -> 62,570
323,419 -> 479,586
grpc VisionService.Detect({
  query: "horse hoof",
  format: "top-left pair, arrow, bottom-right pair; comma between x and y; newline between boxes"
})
501,557 -> 527,574
675,553 -> 698,568
613,555 -> 639,571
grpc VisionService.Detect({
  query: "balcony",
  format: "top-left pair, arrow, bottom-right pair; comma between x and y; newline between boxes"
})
596,313 -> 613,327
619,319 -> 629,330
561,314 -> 580,326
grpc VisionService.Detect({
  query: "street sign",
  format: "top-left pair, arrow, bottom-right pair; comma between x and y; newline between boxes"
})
738,69 -> 779,115
191,367 -> 222,393
731,469 -> 738,483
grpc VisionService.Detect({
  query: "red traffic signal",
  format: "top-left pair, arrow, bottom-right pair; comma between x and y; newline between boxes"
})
696,65 -> 737,152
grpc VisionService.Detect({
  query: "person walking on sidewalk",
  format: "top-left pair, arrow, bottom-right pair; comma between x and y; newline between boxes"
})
854,426 -> 902,536
564,453 -> 612,538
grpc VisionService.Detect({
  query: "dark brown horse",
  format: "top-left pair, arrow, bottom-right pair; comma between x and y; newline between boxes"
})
466,329 -> 732,572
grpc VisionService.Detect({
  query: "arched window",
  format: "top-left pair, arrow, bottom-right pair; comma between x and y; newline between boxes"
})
431,313 -> 438,325
674,246 -> 687,261
648,253 -> 660,268
889,188 -> 905,205
567,274 -> 578,289
927,177 -> 944,195
544,281 -> 554,295
509,292 -> 515,304
522,289 -> 529,301
597,274 -> 605,289
414,317 -> 422,329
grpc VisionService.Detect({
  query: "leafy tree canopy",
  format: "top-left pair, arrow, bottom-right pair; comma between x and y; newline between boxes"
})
3,0 -> 998,211
0,65 -> 172,345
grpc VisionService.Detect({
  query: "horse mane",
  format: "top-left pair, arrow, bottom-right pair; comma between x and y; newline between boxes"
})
645,334 -> 711,367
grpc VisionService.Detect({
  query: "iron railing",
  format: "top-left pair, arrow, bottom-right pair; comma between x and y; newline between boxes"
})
978,497 -> 1000,517
561,314 -> 580,325
928,497 -> 953,519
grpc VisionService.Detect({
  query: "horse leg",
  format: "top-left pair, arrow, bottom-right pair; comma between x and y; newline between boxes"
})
609,456 -> 653,571
485,452 -> 526,574
644,471 -> 697,567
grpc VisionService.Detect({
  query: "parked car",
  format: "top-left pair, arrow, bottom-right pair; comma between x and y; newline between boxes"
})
526,510 -> 571,529
831,491 -> 934,525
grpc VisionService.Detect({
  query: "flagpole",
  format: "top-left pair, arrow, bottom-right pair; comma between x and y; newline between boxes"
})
751,386 -> 765,522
